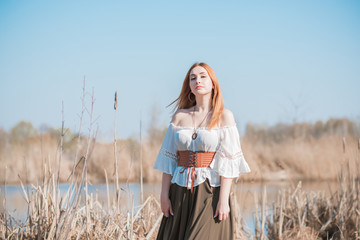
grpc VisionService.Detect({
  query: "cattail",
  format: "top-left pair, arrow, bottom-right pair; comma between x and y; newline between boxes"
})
114,91 -> 117,110
342,137 -> 346,153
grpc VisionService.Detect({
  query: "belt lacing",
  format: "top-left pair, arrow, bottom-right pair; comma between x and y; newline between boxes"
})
177,151 -> 216,193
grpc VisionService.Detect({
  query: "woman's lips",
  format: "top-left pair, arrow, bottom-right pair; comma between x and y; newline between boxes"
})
196,86 -> 203,89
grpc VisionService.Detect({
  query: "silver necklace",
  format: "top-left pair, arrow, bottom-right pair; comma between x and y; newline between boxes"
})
192,106 -> 212,140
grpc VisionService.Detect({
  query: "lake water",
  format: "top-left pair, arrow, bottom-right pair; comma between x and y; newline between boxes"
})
0,180 -> 338,235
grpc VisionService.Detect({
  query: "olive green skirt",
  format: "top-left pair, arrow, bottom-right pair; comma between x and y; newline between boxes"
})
156,179 -> 234,240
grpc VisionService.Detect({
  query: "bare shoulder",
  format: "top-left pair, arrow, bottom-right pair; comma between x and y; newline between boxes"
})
220,108 -> 236,127
171,108 -> 192,125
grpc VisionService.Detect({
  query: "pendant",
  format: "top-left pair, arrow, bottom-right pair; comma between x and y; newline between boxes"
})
192,132 -> 197,140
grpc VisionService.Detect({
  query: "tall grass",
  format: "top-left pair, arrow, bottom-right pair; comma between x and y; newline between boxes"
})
262,138 -> 360,240
0,171 -> 163,239
0,83 -> 162,239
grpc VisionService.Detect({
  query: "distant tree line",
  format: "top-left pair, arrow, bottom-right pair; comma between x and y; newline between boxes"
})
0,118 -> 166,158
0,117 -> 359,151
0,121 -> 78,151
245,118 -> 360,143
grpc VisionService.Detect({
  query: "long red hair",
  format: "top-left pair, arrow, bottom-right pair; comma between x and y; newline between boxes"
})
168,62 -> 224,129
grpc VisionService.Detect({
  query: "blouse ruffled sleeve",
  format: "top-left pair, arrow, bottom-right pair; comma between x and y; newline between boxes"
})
153,124 -> 178,176
210,125 -> 251,178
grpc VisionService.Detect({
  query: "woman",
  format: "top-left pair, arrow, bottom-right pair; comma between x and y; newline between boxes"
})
153,62 -> 250,240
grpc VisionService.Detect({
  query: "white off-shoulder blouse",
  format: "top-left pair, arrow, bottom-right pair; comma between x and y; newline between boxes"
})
153,123 -> 251,190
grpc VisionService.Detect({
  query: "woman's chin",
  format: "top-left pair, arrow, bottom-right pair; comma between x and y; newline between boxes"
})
193,89 -> 212,96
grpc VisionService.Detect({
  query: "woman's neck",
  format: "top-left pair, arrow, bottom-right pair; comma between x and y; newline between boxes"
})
194,94 -> 212,113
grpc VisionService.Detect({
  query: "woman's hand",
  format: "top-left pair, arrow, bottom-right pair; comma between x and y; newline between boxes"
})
160,194 -> 174,218
214,199 -> 230,221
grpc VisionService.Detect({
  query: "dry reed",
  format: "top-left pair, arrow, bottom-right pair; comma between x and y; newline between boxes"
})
0,83 -> 166,240
265,138 -> 360,240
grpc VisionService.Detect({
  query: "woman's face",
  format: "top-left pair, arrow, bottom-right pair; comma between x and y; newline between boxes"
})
189,66 -> 214,96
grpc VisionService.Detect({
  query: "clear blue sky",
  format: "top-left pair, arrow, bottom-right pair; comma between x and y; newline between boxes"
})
1,0 -> 359,141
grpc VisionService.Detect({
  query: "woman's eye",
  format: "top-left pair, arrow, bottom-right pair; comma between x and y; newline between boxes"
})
190,78 -> 196,81
201,76 -> 206,78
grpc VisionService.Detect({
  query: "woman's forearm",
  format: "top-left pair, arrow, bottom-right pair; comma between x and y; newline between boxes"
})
219,176 -> 233,203
214,176 -> 233,220
160,173 -> 173,217
161,173 -> 172,197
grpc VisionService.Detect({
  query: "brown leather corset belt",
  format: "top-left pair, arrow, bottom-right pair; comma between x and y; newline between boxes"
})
177,151 -> 216,193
